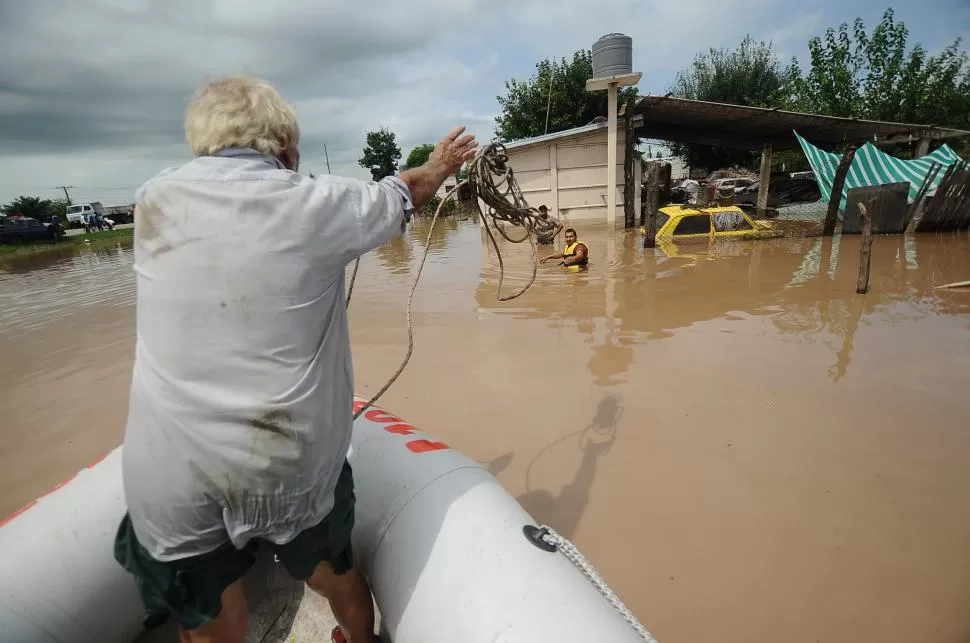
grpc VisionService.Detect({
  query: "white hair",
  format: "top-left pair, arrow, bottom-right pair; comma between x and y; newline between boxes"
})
184,75 -> 300,158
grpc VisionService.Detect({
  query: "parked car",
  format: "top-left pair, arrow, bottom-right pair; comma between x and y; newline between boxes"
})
645,205 -> 781,243
734,176 -> 821,208
712,177 -> 756,194
0,216 -> 64,244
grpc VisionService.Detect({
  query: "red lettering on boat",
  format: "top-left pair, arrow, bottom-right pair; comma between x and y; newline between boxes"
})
365,409 -> 404,424
384,423 -> 416,435
406,439 -> 449,454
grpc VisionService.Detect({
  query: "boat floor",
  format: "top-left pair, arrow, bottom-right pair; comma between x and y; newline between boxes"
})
135,550 -> 383,642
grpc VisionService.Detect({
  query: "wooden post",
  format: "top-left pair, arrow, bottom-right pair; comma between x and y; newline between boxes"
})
904,161 -> 941,233
643,162 -> 660,248
756,141 -> 773,218
915,137 -> 931,157
856,201 -> 873,295
623,98 -> 635,229
823,145 -> 857,236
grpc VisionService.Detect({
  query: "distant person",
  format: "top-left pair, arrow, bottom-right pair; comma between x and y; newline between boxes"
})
535,205 -> 562,245
48,214 -> 64,240
540,227 -> 588,267
112,75 -> 475,643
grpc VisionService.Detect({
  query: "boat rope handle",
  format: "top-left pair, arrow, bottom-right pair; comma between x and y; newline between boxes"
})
348,142 -> 560,419
535,525 -> 659,642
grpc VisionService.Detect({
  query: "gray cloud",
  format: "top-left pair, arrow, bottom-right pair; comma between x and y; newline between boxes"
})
0,0 -> 478,155
1,0 -> 963,204
0,0 -> 506,202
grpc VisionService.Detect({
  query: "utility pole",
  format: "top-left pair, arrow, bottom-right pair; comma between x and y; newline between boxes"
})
53,185 -> 76,204
323,144 -> 332,173
544,67 -> 555,135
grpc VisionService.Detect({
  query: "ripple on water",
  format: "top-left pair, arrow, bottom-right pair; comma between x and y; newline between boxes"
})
0,244 -> 136,337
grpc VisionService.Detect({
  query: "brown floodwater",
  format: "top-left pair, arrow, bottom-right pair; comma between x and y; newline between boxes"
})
2,220 -> 969,643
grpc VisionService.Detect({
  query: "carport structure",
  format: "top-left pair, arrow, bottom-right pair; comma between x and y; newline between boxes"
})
622,95 -> 969,222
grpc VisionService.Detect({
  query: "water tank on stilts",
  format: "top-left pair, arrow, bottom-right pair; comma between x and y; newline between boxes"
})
591,33 -> 633,78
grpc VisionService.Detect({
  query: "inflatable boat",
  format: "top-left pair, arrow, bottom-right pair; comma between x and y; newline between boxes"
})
0,398 -> 654,642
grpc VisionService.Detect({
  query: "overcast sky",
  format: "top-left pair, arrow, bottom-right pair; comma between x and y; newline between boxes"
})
1,0 -> 967,205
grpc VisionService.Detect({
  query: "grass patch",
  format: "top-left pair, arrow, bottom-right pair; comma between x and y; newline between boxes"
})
0,228 -> 134,262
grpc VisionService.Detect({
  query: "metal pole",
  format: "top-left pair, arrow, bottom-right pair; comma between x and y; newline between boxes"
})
607,82 -> 618,227
323,145 -> 332,173
54,186 -> 75,205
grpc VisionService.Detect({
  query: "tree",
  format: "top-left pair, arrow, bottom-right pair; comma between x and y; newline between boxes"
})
359,127 -> 402,181
667,36 -> 785,170
405,143 -> 435,170
781,9 -> 970,154
1,196 -> 70,222
495,49 -> 638,141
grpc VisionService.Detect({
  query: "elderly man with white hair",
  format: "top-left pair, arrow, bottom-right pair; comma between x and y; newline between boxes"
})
112,75 -> 477,643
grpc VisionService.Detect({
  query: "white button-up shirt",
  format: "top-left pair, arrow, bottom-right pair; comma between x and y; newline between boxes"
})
122,149 -> 412,560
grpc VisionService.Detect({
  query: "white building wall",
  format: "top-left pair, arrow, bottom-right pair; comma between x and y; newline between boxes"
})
504,129 -> 638,228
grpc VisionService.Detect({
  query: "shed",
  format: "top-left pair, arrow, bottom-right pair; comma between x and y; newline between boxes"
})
500,116 -> 643,226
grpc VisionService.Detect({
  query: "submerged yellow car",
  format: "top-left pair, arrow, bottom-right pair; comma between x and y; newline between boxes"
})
642,205 -> 780,242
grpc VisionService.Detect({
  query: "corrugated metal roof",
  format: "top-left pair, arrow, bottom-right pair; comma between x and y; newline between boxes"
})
502,115 -> 643,151
628,95 -> 970,151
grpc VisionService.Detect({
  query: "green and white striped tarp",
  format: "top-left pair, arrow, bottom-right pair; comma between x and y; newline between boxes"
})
795,131 -> 964,212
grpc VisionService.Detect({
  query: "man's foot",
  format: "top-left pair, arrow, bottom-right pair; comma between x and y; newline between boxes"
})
330,626 -> 381,643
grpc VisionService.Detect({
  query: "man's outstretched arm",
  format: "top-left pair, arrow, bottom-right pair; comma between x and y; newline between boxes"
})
399,126 -> 477,211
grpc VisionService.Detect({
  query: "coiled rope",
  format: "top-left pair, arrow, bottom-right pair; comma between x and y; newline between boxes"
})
349,142 -> 558,419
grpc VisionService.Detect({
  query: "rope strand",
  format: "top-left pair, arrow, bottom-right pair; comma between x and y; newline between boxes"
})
350,142 -> 556,419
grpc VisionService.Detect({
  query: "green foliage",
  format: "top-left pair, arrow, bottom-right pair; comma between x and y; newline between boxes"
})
780,9 -> 970,154
668,36 -> 785,170
422,194 -> 458,216
495,49 -> 638,141
1,196 -> 70,222
0,228 -> 132,259
359,127 -> 402,180
405,144 -> 435,170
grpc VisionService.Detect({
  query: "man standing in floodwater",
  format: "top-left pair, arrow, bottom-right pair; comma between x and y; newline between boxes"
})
112,75 -> 476,643
535,205 -> 563,244
540,227 -> 589,267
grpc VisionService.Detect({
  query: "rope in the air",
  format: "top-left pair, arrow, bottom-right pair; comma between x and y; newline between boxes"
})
349,142 -> 558,419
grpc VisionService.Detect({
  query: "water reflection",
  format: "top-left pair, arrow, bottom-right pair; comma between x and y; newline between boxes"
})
518,394 -> 621,539
374,235 -> 412,275
0,242 -> 136,338
473,224 -> 970,384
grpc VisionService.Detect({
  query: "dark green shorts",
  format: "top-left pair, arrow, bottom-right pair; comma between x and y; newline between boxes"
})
114,460 -> 357,631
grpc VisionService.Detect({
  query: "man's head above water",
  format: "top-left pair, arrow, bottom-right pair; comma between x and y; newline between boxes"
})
565,228 -> 577,245
185,75 -> 301,171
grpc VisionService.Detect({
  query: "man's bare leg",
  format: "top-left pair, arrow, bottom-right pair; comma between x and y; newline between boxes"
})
306,562 -> 375,642
178,579 -> 249,643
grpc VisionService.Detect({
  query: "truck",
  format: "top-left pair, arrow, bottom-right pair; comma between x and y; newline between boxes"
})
64,202 -> 134,227
103,204 -> 134,223
65,202 -> 102,227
